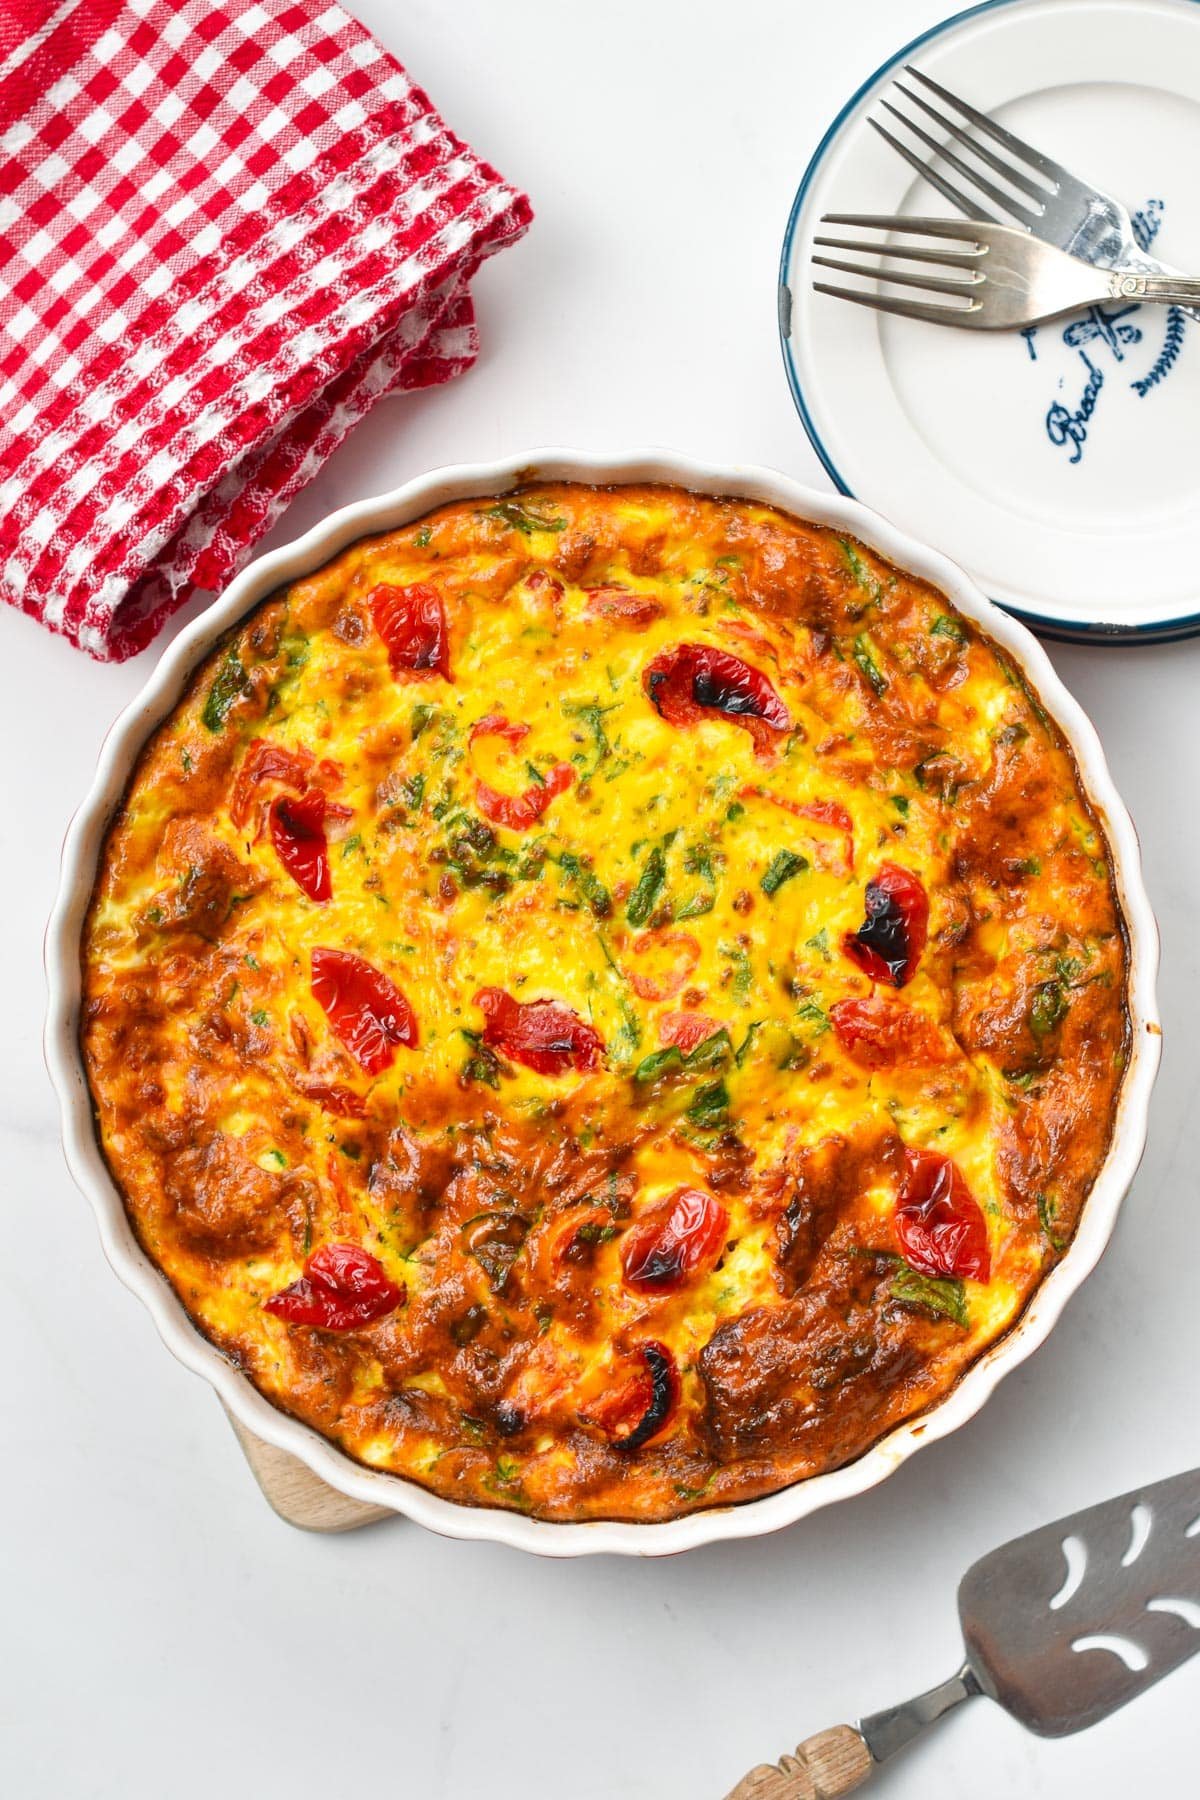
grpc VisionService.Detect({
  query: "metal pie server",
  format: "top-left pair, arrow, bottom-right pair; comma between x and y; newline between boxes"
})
724,1467 -> 1200,1798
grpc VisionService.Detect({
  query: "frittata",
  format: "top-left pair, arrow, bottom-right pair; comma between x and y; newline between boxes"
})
81,483 -> 1130,1521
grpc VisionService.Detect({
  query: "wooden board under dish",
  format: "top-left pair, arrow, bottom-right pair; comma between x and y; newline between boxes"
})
221,1402 -> 392,1532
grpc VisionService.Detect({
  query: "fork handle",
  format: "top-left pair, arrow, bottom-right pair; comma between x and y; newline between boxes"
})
721,1725 -> 873,1799
1108,270 -> 1200,306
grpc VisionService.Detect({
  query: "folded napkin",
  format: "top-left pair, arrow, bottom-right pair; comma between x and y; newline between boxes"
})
0,0 -> 531,659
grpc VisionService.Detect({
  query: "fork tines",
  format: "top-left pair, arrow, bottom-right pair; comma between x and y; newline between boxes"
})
869,65 -> 1058,228
812,214 -> 986,324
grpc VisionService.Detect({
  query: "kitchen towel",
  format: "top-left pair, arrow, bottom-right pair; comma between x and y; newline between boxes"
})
0,0 -> 531,658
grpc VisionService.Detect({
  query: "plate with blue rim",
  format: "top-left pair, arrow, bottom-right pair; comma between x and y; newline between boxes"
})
780,0 -> 1200,642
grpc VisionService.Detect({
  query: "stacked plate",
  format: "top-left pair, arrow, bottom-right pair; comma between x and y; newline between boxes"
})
779,0 -> 1200,641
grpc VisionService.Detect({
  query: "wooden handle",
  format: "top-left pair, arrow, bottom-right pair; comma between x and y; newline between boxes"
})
722,1725 -> 872,1800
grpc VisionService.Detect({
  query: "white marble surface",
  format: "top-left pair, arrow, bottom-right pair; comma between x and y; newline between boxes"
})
3,2 -> 1196,1794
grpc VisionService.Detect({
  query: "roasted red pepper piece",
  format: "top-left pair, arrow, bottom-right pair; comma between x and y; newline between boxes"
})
470,713 -> 575,830
475,764 -> 575,830
738,785 -> 855,871
369,582 -> 451,680
232,742 -> 348,902
658,1009 -> 722,1055
624,930 -> 702,1001
830,995 -> 948,1070
843,862 -> 929,987
269,788 -> 331,902
584,586 -> 664,630
474,986 -> 604,1075
643,642 -> 790,755
587,1342 -> 679,1452
895,1148 -> 991,1282
621,1187 -> 728,1292
311,948 -> 418,1073
264,1241 -> 405,1330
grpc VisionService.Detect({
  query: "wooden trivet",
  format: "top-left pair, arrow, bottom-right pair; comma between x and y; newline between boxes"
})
221,1400 -> 393,1532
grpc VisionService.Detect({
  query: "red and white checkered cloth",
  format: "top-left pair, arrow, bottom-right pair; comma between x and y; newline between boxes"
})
0,0 -> 531,660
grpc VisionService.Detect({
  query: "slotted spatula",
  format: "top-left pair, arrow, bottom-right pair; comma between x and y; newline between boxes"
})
724,1467 -> 1200,1799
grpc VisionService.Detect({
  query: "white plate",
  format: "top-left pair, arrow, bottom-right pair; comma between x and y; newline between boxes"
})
44,448 -> 1160,1556
780,0 -> 1200,641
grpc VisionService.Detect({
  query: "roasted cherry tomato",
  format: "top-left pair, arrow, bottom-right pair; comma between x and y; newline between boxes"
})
621,1187 -> 728,1292
843,862 -> 929,987
587,1342 -> 679,1452
830,995 -> 948,1070
475,766 -> 575,830
264,1241 -> 405,1330
369,582 -> 451,680
470,713 -> 575,829
311,948 -> 418,1073
269,788 -> 331,902
475,770 -> 572,828
229,738 -> 315,828
895,1148 -> 991,1282
624,930 -> 702,1001
658,1009 -> 722,1055
643,642 -> 790,755
584,586 -> 664,630
474,986 -> 604,1075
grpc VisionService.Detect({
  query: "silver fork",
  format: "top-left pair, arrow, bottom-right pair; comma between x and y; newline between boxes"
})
871,65 -> 1200,324
811,214 -> 1200,330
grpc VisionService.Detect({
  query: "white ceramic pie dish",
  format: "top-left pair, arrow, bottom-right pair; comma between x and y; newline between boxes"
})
44,449 -> 1161,1557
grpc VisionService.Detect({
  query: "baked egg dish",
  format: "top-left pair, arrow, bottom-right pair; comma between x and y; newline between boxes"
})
81,483 -> 1130,1521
